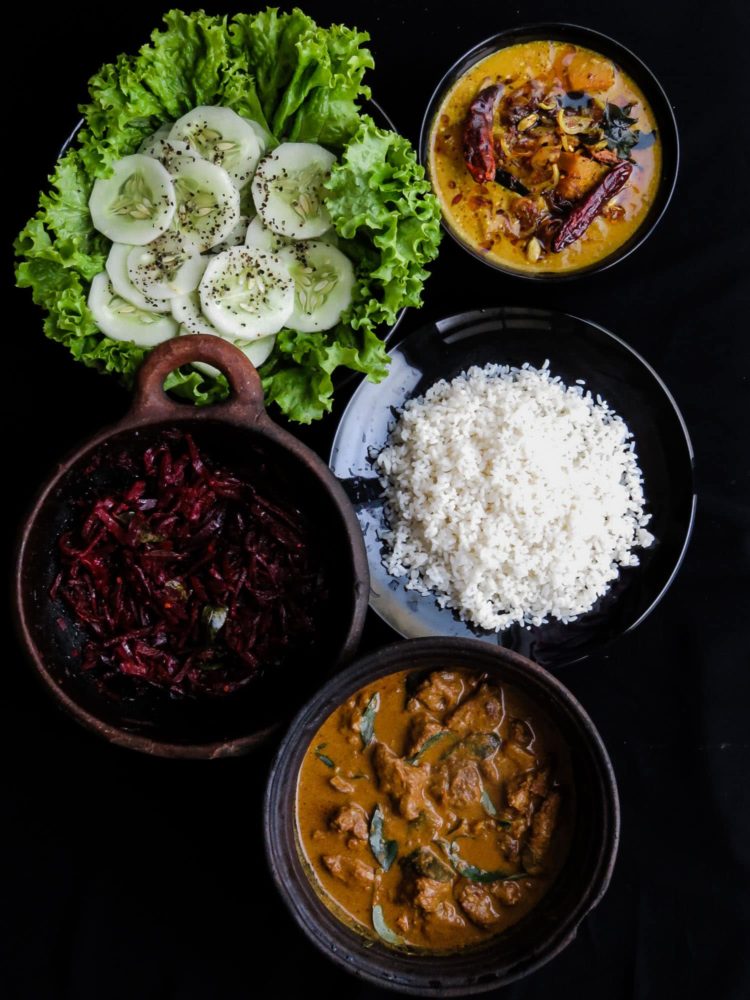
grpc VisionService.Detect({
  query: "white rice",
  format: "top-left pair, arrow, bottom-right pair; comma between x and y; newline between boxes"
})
375,362 -> 654,631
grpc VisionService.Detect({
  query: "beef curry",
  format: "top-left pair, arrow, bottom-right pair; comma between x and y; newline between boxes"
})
296,668 -> 573,951
429,40 -> 661,273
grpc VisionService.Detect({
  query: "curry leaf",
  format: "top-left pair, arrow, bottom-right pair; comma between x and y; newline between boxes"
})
441,732 -> 501,761
494,168 -> 529,196
372,904 -> 404,946
480,788 -> 498,817
403,847 -> 453,882
315,743 -> 335,769
369,805 -> 397,872
445,841 -> 523,884
165,579 -> 189,601
360,692 -> 380,748
406,731 -> 450,765
201,604 -> 228,640
601,102 -> 640,160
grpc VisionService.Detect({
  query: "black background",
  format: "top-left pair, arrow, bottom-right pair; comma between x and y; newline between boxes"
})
3,1 -> 748,998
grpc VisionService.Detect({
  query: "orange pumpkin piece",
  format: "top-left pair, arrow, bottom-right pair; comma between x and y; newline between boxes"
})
566,52 -> 615,93
556,152 -> 605,201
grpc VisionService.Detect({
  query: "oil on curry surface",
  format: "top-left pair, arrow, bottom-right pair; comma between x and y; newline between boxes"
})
297,669 -> 573,951
430,40 -> 661,273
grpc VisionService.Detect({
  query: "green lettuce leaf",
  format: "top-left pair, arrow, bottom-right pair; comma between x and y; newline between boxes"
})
326,116 -> 443,334
14,6 -> 441,422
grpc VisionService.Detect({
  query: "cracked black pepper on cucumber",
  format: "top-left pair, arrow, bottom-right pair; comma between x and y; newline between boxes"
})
14,7 -> 442,422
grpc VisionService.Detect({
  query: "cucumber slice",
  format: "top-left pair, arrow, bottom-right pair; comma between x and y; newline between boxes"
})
235,334 -> 276,368
178,328 -> 276,377
242,117 -> 273,154
144,138 -> 192,172
170,106 -> 261,188
127,233 -> 206,300
105,243 -> 170,314
167,152 -> 241,251
251,142 -> 335,239
278,241 -> 354,333
89,154 -> 176,245
138,123 -> 172,156
199,247 -> 294,339
244,215 -> 291,252
171,290 -> 223,336
88,272 -> 178,346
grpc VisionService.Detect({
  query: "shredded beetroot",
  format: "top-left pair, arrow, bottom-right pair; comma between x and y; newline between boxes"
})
51,430 -> 327,698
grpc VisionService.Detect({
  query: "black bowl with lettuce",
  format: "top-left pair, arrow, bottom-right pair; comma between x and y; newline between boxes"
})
14,7 -> 442,423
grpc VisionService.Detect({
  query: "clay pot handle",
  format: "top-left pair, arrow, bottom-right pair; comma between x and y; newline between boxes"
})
131,336 -> 267,425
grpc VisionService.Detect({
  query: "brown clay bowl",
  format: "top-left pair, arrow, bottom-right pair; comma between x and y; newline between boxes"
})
265,637 -> 619,994
14,336 -> 369,759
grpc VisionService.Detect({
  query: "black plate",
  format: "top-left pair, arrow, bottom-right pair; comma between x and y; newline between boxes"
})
329,307 -> 695,668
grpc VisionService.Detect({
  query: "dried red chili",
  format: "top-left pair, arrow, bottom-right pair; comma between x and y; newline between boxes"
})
51,430 -> 327,698
462,84 -> 504,184
552,161 -> 633,252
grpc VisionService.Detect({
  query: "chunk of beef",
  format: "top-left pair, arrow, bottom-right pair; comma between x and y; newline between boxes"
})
530,767 -> 550,797
329,774 -> 354,794
498,831 -> 521,862
497,809 -> 530,864
508,718 -> 533,748
447,684 -> 504,736
330,803 -> 369,841
413,877 -> 452,914
479,757 -> 499,784
522,791 -> 561,873
458,883 -> 500,927
373,742 -> 429,820
491,879 -> 524,906
432,757 -> 484,809
406,712 -> 445,757
338,694 -> 366,746
506,766 -> 550,815
411,671 -> 466,714
322,855 -> 375,886
432,901 -> 465,927
556,152 -> 605,202
504,740 -> 536,770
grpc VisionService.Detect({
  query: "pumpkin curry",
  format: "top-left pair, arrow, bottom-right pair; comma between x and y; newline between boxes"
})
296,668 -> 573,951
429,40 -> 661,273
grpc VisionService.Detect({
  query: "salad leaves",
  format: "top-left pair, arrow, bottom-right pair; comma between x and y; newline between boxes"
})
14,7 -> 441,422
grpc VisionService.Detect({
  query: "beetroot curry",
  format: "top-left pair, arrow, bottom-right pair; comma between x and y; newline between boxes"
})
429,40 -> 661,273
296,668 -> 573,951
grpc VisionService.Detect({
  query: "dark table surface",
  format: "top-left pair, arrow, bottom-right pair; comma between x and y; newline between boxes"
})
3,1 -> 748,998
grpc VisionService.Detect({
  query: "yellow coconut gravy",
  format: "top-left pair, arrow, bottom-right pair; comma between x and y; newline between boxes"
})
429,41 -> 661,273
296,668 -> 573,951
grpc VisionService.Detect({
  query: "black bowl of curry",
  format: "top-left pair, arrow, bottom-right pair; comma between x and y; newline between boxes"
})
420,23 -> 678,278
265,638 -> 619,994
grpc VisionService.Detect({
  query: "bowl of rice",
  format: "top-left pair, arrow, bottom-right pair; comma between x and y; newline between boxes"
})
329,307 -> 695,668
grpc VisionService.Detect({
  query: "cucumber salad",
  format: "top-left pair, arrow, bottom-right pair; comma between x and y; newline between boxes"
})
16,8 -> 442,422
88,105 -> 356,371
